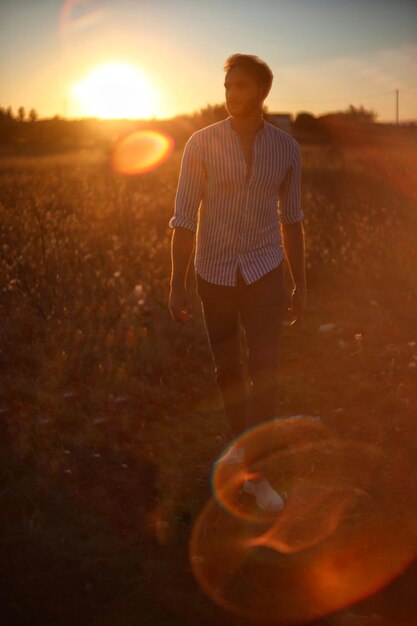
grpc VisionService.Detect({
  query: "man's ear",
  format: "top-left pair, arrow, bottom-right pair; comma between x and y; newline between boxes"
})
261,84 -> 270,100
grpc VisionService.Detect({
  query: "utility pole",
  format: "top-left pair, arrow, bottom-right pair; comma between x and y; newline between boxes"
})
395,89 -> 399,127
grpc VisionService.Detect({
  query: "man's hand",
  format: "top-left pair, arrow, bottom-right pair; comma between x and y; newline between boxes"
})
169,283 -> 192,323
169,227 -> 195,323
281,222 -> 307,326
289,288 -> 307,326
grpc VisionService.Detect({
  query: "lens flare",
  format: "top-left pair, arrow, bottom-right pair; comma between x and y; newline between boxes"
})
190,418 -> 417,622
59,0 -> 104,37
112,130 -> 174,175
212,417 -> 328,523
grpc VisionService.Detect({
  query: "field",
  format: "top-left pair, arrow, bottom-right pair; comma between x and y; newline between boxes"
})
1,132 -> 417,626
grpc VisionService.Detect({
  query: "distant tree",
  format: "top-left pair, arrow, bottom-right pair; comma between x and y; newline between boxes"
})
194,103 -> 228,127
0,106 -> 16,141
17,106 -> 25,122
294,112 -> 319,133
344,104 -> 377,123
29,108 -> 38,122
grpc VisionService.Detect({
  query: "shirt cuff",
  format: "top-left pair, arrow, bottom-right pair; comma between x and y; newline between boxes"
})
168,215 -> 197,232
280,208 -> 304,224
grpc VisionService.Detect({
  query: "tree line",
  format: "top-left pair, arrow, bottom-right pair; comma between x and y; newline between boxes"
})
1,105 -> 39,123
2,101 -> 404,153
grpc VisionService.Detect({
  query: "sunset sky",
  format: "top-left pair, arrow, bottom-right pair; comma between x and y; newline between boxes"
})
1,0 -> 416,122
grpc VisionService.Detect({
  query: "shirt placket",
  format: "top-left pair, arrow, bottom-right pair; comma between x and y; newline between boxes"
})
234,133 -> 260,281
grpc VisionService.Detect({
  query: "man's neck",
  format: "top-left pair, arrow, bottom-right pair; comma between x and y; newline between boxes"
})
230,110 -> 265,137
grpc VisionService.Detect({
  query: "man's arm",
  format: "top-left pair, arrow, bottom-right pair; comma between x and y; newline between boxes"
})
169,227 -> 195,322
281,221 -> 307,323
168,133 -> 206,322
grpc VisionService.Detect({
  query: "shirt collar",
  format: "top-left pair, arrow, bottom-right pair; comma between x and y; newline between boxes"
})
226,116 -> 266,136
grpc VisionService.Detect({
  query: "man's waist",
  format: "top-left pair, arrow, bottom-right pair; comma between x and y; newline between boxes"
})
195,249 -> 284,284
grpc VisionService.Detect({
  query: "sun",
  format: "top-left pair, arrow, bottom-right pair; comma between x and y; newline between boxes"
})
71,62 -> 157,119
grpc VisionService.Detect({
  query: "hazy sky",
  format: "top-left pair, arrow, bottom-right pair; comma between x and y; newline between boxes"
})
1,0 -> 416,121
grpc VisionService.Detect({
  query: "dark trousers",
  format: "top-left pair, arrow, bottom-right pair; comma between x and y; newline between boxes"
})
196,264 -> 285,437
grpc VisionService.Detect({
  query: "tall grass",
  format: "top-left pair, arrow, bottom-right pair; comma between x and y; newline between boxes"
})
1,136 -> 416,625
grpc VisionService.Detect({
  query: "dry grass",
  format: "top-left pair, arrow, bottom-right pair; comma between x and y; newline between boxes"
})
1,134 -> 416,626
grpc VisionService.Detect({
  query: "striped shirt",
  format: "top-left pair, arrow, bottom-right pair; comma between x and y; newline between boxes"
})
169,116 -> 303,286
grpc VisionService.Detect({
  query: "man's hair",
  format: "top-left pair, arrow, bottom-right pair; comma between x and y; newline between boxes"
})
224,54 -> 273,96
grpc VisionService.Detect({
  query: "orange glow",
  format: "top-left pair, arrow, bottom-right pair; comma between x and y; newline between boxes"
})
189,418 -> 417,622
112,130 -> 174,175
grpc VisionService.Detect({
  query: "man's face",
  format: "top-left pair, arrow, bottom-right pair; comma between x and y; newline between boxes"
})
224,66 -> 266,117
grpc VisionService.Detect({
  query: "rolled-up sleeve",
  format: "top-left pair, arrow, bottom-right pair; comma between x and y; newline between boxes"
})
169,133 -> 206,233
278,140 -> 304,224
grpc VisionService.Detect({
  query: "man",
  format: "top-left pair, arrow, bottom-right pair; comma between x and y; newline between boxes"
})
169,54 -> 307,512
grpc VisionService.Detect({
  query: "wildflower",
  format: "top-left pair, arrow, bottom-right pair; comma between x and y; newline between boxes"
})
62,390 -> 76,399
113,395 -> 130,404
134,284 -> 145,298
191,555 -> 206,564
318,323 -> 336,333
